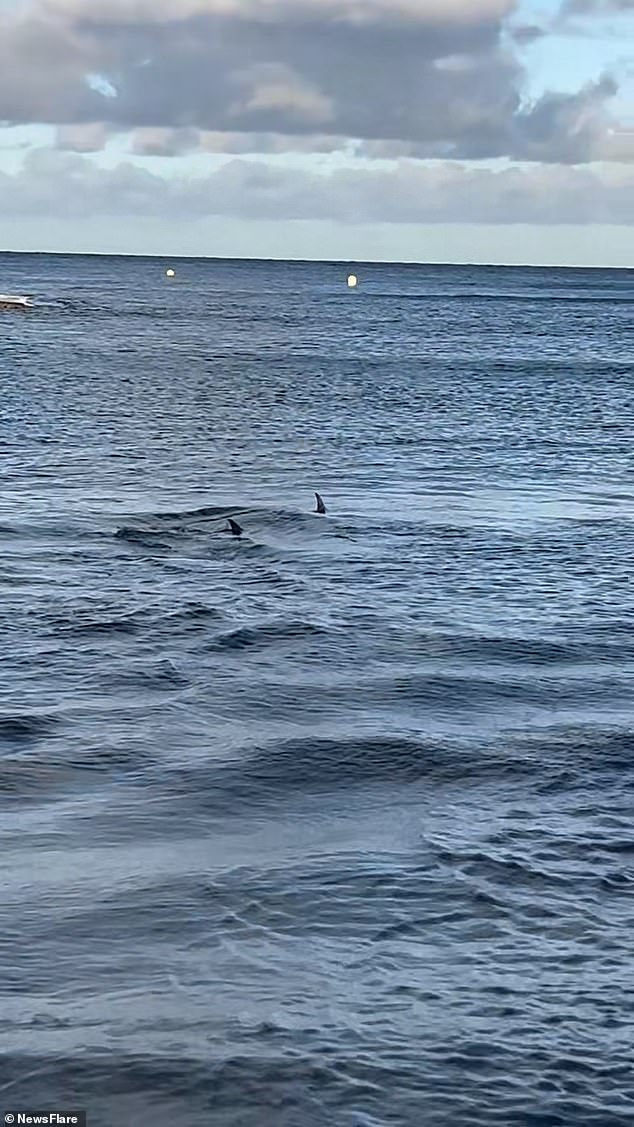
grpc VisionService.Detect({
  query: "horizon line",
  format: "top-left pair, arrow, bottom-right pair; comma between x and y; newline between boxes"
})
0,248 -> 632,271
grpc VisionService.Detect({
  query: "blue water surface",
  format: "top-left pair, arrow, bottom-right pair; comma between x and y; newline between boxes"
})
1,254 -> 633,1126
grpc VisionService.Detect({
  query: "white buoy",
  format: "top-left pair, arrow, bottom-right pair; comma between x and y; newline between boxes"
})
347,274 -> 358,288
166,268 -> 176,278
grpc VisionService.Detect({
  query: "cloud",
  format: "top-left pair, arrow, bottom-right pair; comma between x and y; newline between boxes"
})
2,147 -> 634,224
561,1 -> 634,13
43,1 -> 515,28
508,24 -> 547,44
123,74 -> 634,164
56,122 -> 111,152
130,127 -> 347,154
0,0 -> 627,162
512,75 -> 624,162
130,127 -> 202,156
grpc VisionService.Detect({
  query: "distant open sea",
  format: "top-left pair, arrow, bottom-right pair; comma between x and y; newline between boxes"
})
1,253 -> 633,1126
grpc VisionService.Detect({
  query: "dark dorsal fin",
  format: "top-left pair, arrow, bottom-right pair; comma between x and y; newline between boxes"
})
315,492 -> 326,515
227,518 -> 243,537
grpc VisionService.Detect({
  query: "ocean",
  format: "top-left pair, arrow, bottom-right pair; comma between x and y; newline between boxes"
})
0,253 -> 632,1126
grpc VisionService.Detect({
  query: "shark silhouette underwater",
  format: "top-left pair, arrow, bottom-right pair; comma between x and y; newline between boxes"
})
116,493 -> 328,542
222,493 -> 327,538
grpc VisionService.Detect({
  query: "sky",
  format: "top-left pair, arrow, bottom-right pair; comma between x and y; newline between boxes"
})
0,0 -> 633,264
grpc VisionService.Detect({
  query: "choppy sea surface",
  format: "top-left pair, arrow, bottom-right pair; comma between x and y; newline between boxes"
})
1,253 -> 633,1126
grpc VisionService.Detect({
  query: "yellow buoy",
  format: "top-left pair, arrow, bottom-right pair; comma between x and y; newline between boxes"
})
347,274 -> 358,288
166,268 -> 176,278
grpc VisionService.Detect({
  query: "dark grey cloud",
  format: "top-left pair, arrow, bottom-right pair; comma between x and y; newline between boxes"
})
130,127 -> 202,157
512,75 -> 622,162
2,148 -> 633,224
508,24 -> 547,44
130,128 -> 347,155
0,0 -> 627,162
114,78 -> 634,164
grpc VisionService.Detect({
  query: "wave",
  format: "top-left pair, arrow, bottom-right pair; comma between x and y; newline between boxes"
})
215,671 -> 634,722
517,725 -> 634,775
155,737 -> 537,816
135,718 -> 634,820
398,630 -> 634,665
141,501 -> 330,529
203,620 -> 327,652
366,290 -> 634,306
1,1041 -> 631,1126
0,736 -> 159,800
114,527 -> 176,547
48,600 -> 224,638
102,659 -> 190,692
5,721 -> 631,809
0,713 -> 58,747
114,504 -> 322,543
147,504 -> 245,523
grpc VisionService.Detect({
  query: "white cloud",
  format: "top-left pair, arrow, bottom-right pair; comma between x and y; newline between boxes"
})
3,147 -> 634,224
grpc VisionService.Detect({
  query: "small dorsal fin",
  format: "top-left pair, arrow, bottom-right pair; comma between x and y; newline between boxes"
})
315,492 -> 326,515
227,518 -> 243,537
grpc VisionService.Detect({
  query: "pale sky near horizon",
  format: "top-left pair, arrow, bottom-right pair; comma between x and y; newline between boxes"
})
0,0 -> 633,265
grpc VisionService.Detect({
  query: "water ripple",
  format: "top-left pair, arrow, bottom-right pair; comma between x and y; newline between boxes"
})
1,255 -> 633,1125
